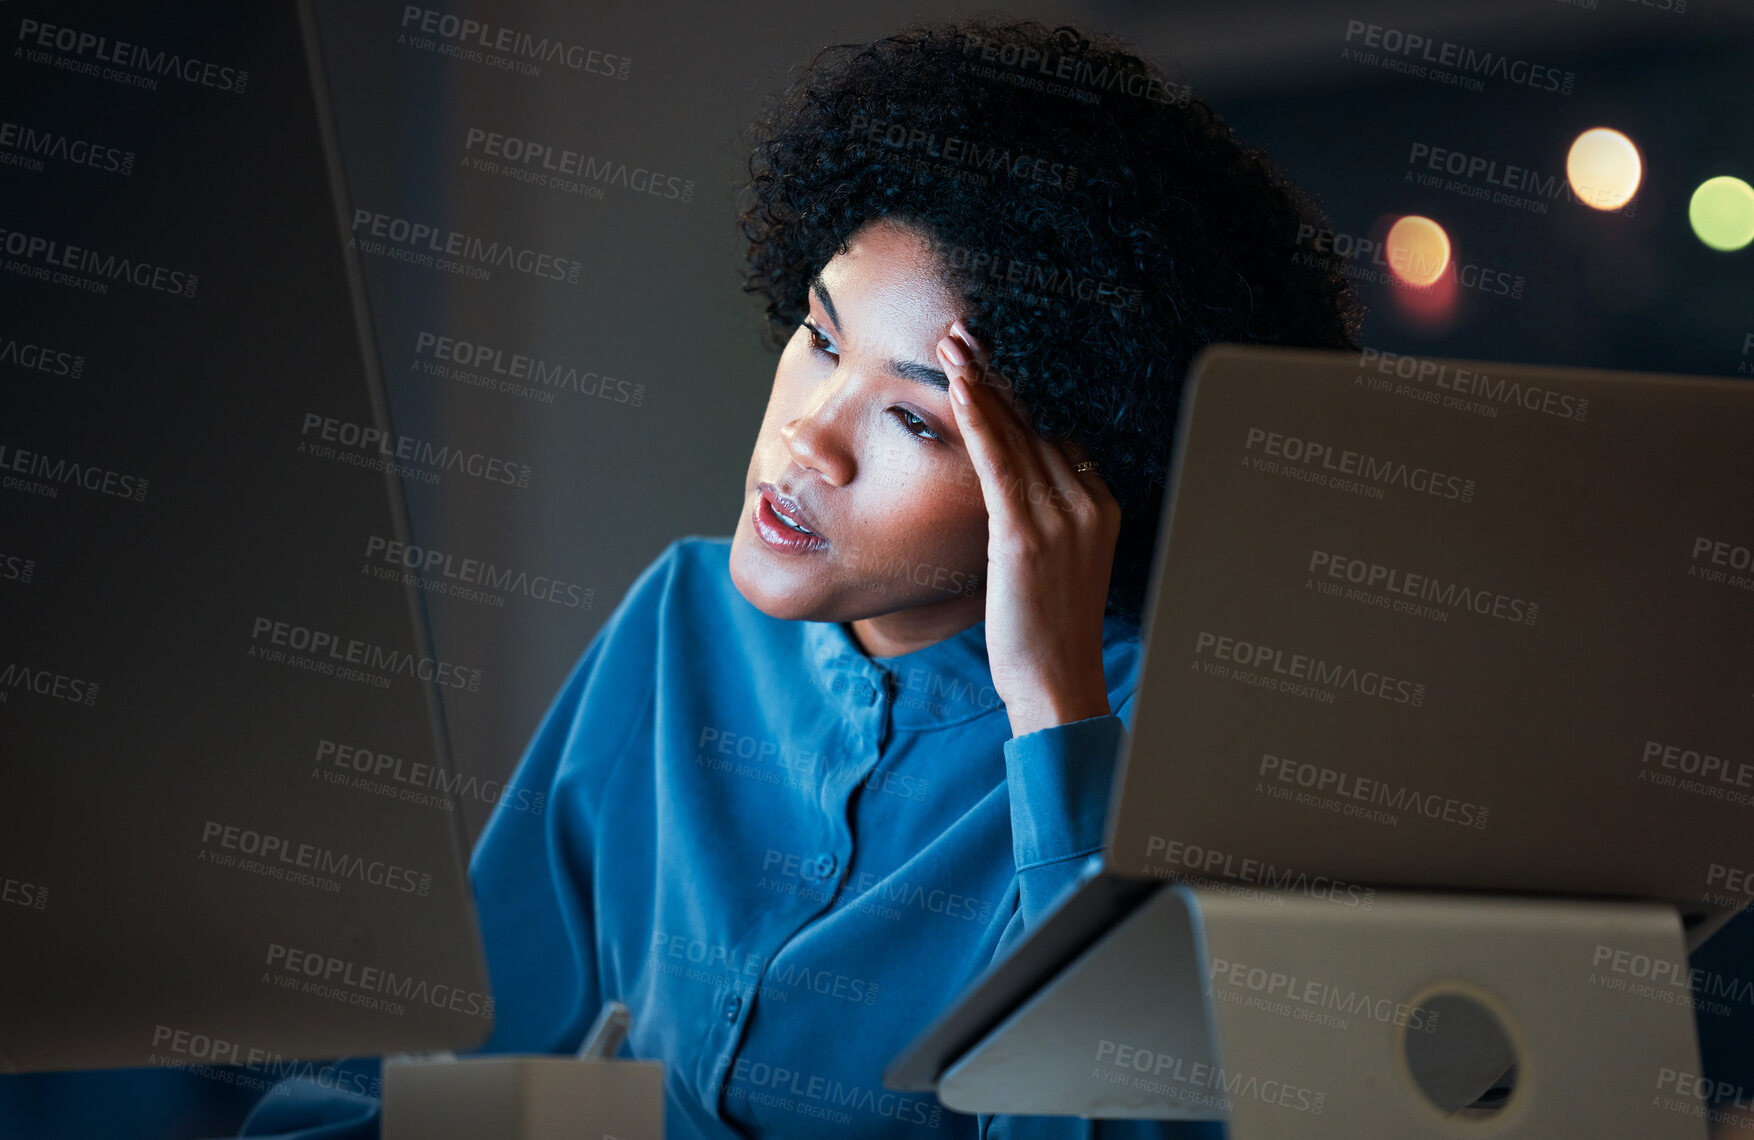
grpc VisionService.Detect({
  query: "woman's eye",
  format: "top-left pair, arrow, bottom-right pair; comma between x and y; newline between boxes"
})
803,322 -> 837,357
890,408 -> 940,442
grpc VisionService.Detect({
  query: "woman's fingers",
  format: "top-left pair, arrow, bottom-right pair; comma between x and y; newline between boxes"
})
938,319 -> 1121,735
940,328 -> 1048,522
1033,435 -> 1119,526
942,346 -> 1018,529
950,319 -> 1113,536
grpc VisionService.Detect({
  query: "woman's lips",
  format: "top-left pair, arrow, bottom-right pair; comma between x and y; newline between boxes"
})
753,487 -> 829,553
759,483 -> 823,535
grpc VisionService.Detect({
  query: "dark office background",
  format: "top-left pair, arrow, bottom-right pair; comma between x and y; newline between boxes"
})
303,0 -> 1754,851
3,0 -> 1752,1136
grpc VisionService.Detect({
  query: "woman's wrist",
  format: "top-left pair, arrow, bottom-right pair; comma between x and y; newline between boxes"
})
1005,684 -> 1112,738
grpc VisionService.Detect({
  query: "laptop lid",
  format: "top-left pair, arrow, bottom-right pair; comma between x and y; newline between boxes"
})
1107,344 -> 1754,929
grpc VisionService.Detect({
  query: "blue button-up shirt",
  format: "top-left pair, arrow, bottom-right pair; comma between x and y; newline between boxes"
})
239,534 -> 1223,1139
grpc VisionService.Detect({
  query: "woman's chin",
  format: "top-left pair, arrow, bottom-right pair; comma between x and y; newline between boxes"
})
728,537 -> 834,622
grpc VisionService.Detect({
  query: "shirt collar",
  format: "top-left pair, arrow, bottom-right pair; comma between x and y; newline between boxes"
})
801,617 -> 999,729
801,615 -> 1137,730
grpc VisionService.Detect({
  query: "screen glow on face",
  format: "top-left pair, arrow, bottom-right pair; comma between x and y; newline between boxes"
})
728,218 -> 995,636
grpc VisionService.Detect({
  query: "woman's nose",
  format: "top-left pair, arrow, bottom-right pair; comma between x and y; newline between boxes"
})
780,394 -> 855,486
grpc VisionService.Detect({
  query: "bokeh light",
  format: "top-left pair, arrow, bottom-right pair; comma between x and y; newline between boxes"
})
1385,215 -> 1450,287
1689,176 -> 1754,252
1566,128 -> 1641,210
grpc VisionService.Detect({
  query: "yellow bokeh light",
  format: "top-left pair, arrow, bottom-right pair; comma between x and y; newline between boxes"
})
1386,215 -> 1450,287
1567,127 -> 1641,210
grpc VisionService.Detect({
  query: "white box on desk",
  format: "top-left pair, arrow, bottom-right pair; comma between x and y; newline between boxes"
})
382,1054 -> 664,1140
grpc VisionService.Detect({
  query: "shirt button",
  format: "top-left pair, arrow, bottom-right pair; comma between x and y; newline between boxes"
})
851,678 -> 875,704
722,993 -> 741,1021
810,853 -> 838,880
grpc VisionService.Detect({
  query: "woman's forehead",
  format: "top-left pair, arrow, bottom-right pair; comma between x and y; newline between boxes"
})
817,220 -> 958,337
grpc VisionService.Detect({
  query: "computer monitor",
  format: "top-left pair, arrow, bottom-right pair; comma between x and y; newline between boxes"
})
0,0 -> 490,1072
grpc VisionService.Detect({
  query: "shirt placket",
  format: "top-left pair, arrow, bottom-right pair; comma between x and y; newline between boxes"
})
704,654 -> 891,1127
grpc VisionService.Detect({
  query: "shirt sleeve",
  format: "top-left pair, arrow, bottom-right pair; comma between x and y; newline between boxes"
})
236,1059 -> 382,1138
230,540 -> 679,1138
978,693 -> 1229,1140
459,645 -> 606,1044
466,564 -> 658,1055
998,709 -> 1126,928
996,686 -> 1143,934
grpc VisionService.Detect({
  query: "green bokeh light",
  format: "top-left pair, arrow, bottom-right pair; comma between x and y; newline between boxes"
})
1689,176 -> 1754,251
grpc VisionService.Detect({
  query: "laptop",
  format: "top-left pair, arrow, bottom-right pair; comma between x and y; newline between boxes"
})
885,343 -> 1754,1091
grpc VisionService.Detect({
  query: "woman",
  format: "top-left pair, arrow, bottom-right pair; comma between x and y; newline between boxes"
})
240,16 -> 1357,1140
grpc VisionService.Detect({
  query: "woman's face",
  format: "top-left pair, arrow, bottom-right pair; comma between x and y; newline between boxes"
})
729,218 -> 993,634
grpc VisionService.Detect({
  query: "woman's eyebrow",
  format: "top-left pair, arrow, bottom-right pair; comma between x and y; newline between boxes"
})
887,359 -> 950,392
807,271 -> 841,331
808,271 -> 950,392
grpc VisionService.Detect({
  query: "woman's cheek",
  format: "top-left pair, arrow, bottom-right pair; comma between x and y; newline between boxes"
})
868,436 -> 928,492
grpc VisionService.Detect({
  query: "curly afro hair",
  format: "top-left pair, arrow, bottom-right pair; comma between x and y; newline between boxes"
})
738,17 -> 1362,626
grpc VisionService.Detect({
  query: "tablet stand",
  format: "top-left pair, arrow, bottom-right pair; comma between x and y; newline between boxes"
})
935,884 -> 1709,1138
